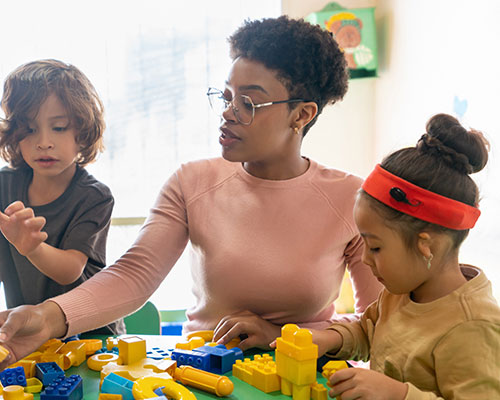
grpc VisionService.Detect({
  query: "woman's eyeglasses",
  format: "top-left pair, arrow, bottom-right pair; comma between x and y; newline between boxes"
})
206,87 -> 306,126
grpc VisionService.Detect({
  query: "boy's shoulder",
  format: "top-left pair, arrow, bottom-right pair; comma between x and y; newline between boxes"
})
73,167 -> 113,200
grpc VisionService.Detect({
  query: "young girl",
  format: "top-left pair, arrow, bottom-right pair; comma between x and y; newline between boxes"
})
0,59 -> 124,335
314,113 -> 500,399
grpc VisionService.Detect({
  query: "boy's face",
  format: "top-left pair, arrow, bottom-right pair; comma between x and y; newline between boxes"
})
19,93 -> 79,183
354,195 -> 429,296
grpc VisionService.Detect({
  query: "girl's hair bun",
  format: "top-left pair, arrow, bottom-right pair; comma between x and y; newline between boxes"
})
417,113 -> 489,174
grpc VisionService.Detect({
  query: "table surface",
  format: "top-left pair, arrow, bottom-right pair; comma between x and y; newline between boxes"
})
29,334 -> 330,400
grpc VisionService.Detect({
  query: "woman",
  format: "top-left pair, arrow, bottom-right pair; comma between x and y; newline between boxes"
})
0,16 -> 381,365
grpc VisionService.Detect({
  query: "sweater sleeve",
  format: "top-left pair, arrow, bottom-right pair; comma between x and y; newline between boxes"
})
51,170 -> 190,336
344,233 -> 383,313
326,297 -> 381,361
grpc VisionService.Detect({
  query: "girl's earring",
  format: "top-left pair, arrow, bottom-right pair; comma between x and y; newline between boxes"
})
423,253 -> 433,270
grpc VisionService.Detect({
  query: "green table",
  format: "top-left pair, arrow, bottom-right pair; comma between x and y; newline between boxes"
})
29,334 -> 330,399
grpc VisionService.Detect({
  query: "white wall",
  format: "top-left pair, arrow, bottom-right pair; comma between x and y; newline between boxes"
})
282,0 -> 377,177
284,0 -> 500,299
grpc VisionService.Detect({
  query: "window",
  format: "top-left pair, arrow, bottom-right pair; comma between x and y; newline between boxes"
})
0,0 -> 281,311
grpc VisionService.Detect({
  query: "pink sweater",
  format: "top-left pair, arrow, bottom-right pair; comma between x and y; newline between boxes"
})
53,158 -> 382,336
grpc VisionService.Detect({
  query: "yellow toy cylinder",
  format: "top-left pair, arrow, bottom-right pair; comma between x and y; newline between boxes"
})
174,365 -> 234,397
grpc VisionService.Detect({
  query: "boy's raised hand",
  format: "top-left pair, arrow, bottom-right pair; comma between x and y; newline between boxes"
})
0,201 -> 48,256
328,368 -> 408,400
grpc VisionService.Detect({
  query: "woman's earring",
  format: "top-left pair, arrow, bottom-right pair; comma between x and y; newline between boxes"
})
293,126 -> 299,135
423,253 -> 433,270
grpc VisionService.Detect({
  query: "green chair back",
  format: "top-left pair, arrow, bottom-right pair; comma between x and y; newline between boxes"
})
124,301 -> 161,335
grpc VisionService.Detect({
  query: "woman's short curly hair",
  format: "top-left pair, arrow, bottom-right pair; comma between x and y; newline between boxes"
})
228,15 -> 349,136
0,59 -> 105,168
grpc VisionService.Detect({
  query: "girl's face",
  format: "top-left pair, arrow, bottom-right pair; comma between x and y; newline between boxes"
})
19,93 -> 79,183
354,195 -> 430,296
218,57 -> 301,174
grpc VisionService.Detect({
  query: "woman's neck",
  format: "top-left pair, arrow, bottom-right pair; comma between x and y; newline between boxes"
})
243,156 -> 310,180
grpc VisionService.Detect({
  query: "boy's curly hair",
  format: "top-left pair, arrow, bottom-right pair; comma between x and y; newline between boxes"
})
0,59 -> 105,168
228,15 -> 349,136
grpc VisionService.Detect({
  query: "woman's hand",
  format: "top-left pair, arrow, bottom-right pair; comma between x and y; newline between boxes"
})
0,301 -> 67,370
0,201 -> 47,256
329,368 -> 408,400
213,310 -> 282,351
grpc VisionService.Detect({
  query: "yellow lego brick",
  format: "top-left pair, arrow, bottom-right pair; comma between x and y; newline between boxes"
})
78,339 -> 103,356
22,352 -> 42,362
175,336 -> 205,350
321,360 -> 349,380
59,341 -> 87,369
37,339 -> 62,353
118,336 -> 147,365
291,383 -> 311,400
24,378 -> 43,394
311,382 -> 328,400
106,337 -> 119,351
252,360 -> 280,393
276,350 -> 317,386
275,324 -> 317,361
232,358 -> 254,384
0,345 -> 9,362
8,359 -> 36,378
2,385 -> 33,399
98,394 -> 123,400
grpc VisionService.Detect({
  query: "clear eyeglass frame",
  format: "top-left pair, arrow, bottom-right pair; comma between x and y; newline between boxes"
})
206,87 -> 307,125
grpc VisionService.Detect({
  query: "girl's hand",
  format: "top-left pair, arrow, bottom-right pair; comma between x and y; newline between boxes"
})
0,201 -> 48,256
213,310 -> 282,351
329,368 -> 408,400
0,302 -> 67,370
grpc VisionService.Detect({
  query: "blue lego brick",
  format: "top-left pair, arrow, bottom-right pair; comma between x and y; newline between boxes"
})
100,373 -> 134,400
35,362 -> 65,386
146,347 -> 171,360
0,366 -> 27,387
161,321 -> 183,335
170,348 -> 211,371
197,344 -> 244,374
40,374 -> 83,400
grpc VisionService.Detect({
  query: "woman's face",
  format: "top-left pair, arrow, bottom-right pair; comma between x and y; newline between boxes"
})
218,57 -> 300,170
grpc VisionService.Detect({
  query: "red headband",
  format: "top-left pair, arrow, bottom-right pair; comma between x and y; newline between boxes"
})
362,164 -> 480,230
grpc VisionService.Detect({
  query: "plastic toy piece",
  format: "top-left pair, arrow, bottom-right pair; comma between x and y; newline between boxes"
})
310,382 -> 328,400
0,344 -> 10,362
321,360 -> 349,383
98,393 -> 123,400
40,353 -> 65,370
8,360 -> 36,379
35,362 -> 65,386
87,353 -> 122,372
100,373 -> 134,400
171,344 -> 243,375
174,365 -> 233,397
59,341 -> 87,369
2,385 -> 33,400
146,347 -> 171,360
0,366 -> 27,387
175,337 -> 205,350
185,331 -> 240,349
118,337 -> 147,365
78,339 -> 103,356
38,339 -> 63,353
106,338 -> 119,351
275,324 -> 318,400
232,354 -> 279,393
40,375 -> 83,400
24,377 -> 43,393
132,376 -> 196,400
101,358 -> 176,383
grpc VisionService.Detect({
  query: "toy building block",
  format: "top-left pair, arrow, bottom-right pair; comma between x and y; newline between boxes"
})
2,385 -> 33,400
8,360 -> 36,379
87,353 -> 122,372
38,339 -> 63,353
170,349 -> 211,371
275,324 -> 318,400
35,362 -> 65,386
146,347 -> 170,361
106,337 -> 119,351
22,351 -> 43,363
40,375 -> 83,400
118,337 -> 147,365
0,344 -> 9,362
25,378 -> 43,393
58,341 -> 87,370
310,382 -> 328,400
321,360 -> 349,383
132,376 -> 196,400
175,336 -> 205,350
101,373 -> 135,400
232,354 -> 280,393
40,353 -> 65,370
78,339 -> 103,356
98,394 -> 123,400
172,344 -> 243,375
174,365 -> 234,397
0,367 -> 27,387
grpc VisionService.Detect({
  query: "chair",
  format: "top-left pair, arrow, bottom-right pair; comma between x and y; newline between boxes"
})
124,301 -> 161,335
